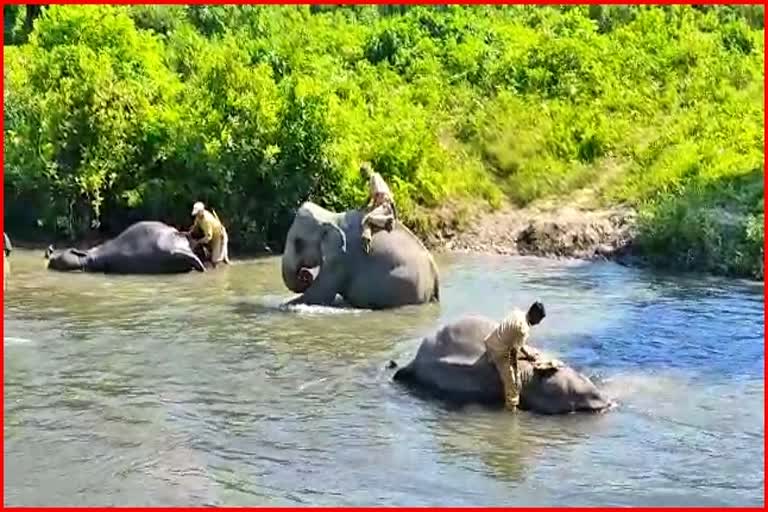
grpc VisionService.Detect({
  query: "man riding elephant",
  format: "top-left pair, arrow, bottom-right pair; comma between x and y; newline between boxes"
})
281,201 -> 439,309
359,163 -> 397,255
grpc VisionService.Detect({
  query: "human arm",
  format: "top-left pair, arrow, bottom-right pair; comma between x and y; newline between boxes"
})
193,216 -> 214,246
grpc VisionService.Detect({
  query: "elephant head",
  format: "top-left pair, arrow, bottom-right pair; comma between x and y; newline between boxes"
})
281,202 -> 347,293
45,245 -> 88,271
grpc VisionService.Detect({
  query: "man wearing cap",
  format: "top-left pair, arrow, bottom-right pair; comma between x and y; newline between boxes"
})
188,201 -> 230,268
483,301 -> 547,411
359,162 -> 397,254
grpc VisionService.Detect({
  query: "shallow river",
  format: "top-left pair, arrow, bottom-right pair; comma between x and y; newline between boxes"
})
3,250 -> 764,506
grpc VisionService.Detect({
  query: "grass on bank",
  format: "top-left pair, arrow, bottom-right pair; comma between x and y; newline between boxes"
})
3,5 -> 764,278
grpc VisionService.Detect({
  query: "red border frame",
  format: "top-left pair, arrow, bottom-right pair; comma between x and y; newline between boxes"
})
0,1 -> 765,509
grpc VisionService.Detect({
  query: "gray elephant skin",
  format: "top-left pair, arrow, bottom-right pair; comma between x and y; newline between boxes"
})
392,316 -> 613,415
281,201 -> 440,309
46,221 -> 205,274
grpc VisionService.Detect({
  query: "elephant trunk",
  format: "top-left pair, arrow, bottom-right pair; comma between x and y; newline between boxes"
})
282,254 -> 317,293
282,255 -> 301,292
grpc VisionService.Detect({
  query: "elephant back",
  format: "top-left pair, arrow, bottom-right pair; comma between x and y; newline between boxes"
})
95,221 -> 172,258
426,316 -> 497,364
394,316 -> 504,401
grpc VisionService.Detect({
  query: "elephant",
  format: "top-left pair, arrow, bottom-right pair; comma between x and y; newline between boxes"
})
281,201 -> 440,309
390,315 -> 614,415
45,221 -> 205,274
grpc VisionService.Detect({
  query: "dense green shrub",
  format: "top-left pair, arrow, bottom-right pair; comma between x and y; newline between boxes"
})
635,170 -> 764,279
3,5 -> 764,277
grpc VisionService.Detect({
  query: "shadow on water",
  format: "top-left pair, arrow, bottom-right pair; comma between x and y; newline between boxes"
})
4,250 -> 764,506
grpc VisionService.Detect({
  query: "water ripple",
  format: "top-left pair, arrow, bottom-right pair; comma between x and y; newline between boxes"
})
4,251 -> 764,506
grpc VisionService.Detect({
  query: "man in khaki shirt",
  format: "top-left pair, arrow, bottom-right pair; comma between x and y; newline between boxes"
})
4,233 -> 11,291
188,201 -> 230,268
359,163 -> 397,254
484,301 -> 547,410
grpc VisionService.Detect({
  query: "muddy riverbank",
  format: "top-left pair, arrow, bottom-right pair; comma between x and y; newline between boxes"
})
425,204 -> 641,267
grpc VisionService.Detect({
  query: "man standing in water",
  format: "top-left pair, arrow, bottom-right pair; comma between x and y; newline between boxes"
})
187,201 -> 230,268
359,162 -> 397,254
4,233 -> 12,291
484,301 -> 547,410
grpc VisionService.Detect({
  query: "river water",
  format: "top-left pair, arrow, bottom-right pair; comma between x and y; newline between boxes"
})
3,249 -> 764,506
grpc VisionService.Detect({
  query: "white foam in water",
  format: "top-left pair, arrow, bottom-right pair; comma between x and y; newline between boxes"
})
285,303 -> 366,315
298,377 -> 329,391
4,336 -> 34,345
233,295 -> 368,316
600,371 -> 691,399
598,370 -> 708,421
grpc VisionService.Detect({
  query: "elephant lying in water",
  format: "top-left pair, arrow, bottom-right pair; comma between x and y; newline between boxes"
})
391,316 -> 613,415
281,201 -> 440,309
45,221 -> 205,274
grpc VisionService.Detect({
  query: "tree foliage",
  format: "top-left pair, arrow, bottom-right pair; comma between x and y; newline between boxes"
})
4,5 -> 764,276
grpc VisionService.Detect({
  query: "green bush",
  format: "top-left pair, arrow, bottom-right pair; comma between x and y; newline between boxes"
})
3,5 -> 764,277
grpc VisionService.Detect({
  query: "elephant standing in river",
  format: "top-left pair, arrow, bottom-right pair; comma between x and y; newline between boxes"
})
391,316 -> 613,415
281,201 -> 440,309
45,221 -> 205,274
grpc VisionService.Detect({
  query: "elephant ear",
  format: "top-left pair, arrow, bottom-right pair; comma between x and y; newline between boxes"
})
320,222 -> 347,265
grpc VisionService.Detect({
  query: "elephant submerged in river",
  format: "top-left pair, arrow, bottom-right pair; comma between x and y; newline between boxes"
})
45,221 -> 205,274
391,316 -> 614,415
281,201 -> 440,309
